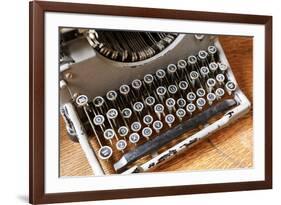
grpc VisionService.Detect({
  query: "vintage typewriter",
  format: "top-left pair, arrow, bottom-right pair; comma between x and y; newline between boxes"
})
59,28 -> 251,176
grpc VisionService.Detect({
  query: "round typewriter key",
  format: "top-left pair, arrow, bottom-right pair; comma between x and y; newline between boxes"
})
165,114 -> 175,128
207,92 -> 216,105
118,126 -> 129,137
195,34 -> 205,40
121,108 -> 132,119
131,121 -> 142,132
98,146 -> 113,160
133,102 -> 144,113
206,78 -> 216,92
177,59 -> 187,69
166,98 -> 176,113
216,74 -> 225,85
116,139 -> 127,151
142,127 -> 153,139
186,103 -> 196,115
215,88 -> 225,99
106,90 -> 118,101
188,55 -> 197,65
167,64 -> 177,74
198,50 -> 208,60
177,98 -> 187,108
106,108 -> 118,119
144,74 -> 154,85
156,69 -> 166,80
145,96 -> 155,107
93,96 -> 104,108
179,81 -> 188,92
129,133 -> 140,144
153,120 -> 163,133
132,79 -> 142,90
156,86 -> 167,96
168,85 -> 178,95
176,108 -> 186,121
196,98 -> 206,110
225,81 -> 236,95
190,71 -> 199,80
208,45 -> 217,55
209,62 -> 218,72
93,115 -> 105,126
154,104 -> 165,120
218,63 -> 228,73
187,92 -> 196,102
76,95 -> 88,107
103,129 -> 115,140
200,66 -> 210,77
119,84 -> 130,95
196,88 -> 206,97
143,115 -> 153,126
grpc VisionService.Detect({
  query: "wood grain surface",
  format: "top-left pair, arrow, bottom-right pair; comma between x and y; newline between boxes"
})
59,36 -> 253,176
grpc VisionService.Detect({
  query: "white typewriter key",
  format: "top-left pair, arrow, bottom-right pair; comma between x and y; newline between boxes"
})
132,79 -> 142,90
93,96 -> 105,108
119,84 -> 130,96
106,108 -> 118,127
118,126 -> 129,137
145,96 -> 155,107
166,98 -> 176,113
133,102 -> 144,113
177,98 -> 187,108
93,115 -> 105,126
103,129 -> 115,140
76,95 -> 88,107
129,133 -> 140,145
177,59 -> 187,69
209,62 -> 218,73
206,78 -> 216,92
167,64 -> 177,74
178,81 -> 189,93
144,74 -> 154,85
152,120 -> 163,133
196,98 -> 206,110
215,88 -> 225,100
116,139 -> 127,152
190,71 -> 200,87
196,88 -> 206,97
188,55 -> 197,65
168,85 -> 178,95
165,114 -> 175,128
176,108 -> 186,122
154,104 -> 165,120
131,121 -> 142,132
218,63 -> 228,73
156,86 -> 167,103
142,127 -> 153,140
225,81 -> 237,95
121,108 -> 132,119
207,92 -> 216,105
216,74 -> 225,85
156,69 -> 166,82
208,45 -> 217,55
143,115 -> 153,126
198,50 -> 208,61
186,92 -> 196,103
186,103 -> 196,115
98,146 -> 113,160
200,66 -> 210,78
106,90 -> 118,101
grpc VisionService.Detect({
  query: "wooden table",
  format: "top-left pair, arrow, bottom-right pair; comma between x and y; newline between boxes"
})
59,36 -> 253,176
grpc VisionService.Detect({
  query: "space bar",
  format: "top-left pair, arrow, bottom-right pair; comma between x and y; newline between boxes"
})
113,99 -> 236,172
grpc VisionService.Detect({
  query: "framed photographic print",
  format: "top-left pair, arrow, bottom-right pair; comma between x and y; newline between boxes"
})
29,1 -> 272,204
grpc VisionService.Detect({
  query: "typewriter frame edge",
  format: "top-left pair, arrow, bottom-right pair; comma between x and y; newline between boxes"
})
29,1 -> 272,204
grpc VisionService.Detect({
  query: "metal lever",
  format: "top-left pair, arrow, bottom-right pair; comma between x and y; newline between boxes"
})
113,99 -> 236,172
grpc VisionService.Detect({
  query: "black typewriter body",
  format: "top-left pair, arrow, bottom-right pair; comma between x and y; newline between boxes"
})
59,29 -> 250,175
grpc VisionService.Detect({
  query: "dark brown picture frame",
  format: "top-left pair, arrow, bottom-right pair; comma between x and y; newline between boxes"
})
29,1 -> 272,204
